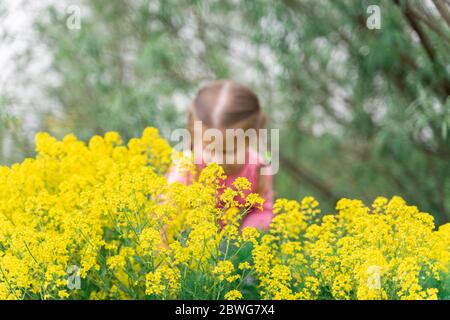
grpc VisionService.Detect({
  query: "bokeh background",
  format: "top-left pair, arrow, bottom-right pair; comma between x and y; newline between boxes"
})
1,0 -> 449,223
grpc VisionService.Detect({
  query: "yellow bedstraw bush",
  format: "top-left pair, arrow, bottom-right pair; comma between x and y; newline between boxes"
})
0,127 -> 449,300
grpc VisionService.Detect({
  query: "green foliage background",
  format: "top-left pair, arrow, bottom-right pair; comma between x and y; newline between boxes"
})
1,0 -> 449,223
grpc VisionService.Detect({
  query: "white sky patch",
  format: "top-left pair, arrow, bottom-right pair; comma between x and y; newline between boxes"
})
212,81 -> 231,126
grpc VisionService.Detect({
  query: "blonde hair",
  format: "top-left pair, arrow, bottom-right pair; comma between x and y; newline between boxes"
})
188,79 -> 269,194
188,79 -> 266,135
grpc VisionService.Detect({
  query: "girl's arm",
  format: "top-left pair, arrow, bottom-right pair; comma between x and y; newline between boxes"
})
241,165 -> 274,231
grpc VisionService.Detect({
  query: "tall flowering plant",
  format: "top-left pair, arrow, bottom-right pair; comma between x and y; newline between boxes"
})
0,128 -> 448,300
0,128 -> 262,300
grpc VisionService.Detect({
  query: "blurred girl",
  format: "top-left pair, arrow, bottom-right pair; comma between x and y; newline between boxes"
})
168,80 -> 274,231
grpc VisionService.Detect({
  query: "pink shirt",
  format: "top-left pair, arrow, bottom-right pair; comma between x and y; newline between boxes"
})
167,149 -> 274,231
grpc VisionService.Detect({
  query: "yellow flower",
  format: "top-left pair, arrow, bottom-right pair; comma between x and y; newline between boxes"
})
238,262 -> 251,270
233,177 -> 252,193
145,265 -> 180,297
224,290 -> 243,300
1,126 -> 449,301
58,290 -> 70,299
213,261 -> 235,281
241,227 -> 260,245
245,193 -> 264,210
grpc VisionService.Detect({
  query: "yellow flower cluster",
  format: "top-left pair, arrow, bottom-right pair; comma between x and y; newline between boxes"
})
0,127 -> 448,300
0,128 -> 262,300
253,196 -> 450,300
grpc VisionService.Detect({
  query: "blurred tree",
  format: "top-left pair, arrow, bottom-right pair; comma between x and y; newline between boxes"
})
2,0 -> 450,223
0,1 -> 33,163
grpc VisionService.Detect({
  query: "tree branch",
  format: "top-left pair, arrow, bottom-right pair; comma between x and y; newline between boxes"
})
280,154 -> 340,204
432,0 -> 450,28
394,0 -> 437,62
408,4 -> 450,44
